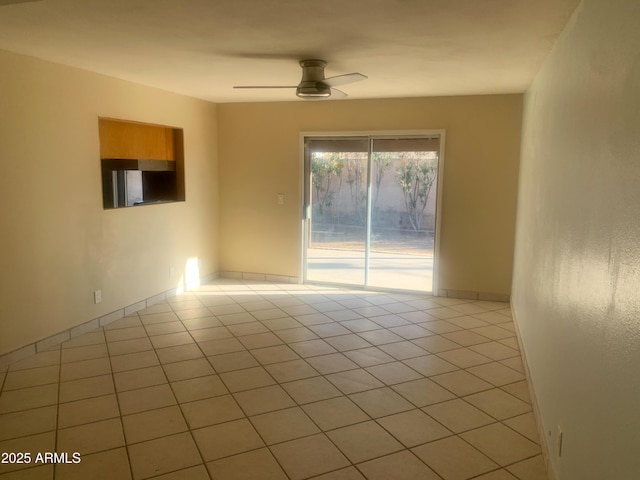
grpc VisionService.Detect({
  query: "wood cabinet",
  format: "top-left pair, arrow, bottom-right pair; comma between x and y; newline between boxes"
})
98,118 -> 175,161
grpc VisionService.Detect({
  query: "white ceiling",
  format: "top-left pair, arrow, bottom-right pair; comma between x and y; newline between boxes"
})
0,0 -> 580,103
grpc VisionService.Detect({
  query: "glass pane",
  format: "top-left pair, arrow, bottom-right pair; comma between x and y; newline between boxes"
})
306,138 -> 368,286
368,138 -> 439,292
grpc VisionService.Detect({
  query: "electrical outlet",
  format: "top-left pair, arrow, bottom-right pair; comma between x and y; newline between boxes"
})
277,193 -> 285,205
557,426 -> 563,456
94,290 -> 102,304
169,266 -> 175,279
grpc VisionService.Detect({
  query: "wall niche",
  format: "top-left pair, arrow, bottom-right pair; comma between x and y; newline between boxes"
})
99,118 -> 185,209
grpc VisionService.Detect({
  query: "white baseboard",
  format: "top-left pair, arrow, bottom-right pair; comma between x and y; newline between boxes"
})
510,304 -> 556,480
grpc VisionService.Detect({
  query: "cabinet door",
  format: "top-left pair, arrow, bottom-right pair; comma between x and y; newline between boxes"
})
99,119 -> 175,160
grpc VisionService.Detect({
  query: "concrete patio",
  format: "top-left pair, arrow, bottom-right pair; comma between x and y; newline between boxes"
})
306,248 -> 434,293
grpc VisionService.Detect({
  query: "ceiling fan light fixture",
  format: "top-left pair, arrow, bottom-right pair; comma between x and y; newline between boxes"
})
296,85 -> 331,98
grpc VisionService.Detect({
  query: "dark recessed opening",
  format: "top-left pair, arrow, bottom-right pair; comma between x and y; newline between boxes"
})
99,119 -> 184,209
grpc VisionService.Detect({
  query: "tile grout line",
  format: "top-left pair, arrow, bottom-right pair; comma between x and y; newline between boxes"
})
168,293 -> 254,479
218,286 -> 442,477
107,312 -> 139,480
156,298 -> 215,480
0,280 -> 542,480
52,344 -> 62,477
182,291 -> 296,480
187,289 -> 361,477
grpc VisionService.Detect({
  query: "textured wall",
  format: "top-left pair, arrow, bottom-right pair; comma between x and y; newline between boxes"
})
513,0 -> 640,478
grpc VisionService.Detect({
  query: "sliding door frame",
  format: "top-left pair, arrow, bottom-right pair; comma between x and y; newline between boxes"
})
299,130 -> 446,294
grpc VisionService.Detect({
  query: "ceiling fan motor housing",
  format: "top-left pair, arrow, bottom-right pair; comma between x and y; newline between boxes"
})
296,59 -> 331,98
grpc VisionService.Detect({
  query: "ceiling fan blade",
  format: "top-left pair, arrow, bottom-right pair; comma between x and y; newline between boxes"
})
221,52 -> 308,61
233,86 -> 297,89
330,88 -> 348,99
324,73 -> 368,87
0,0 -> 42,5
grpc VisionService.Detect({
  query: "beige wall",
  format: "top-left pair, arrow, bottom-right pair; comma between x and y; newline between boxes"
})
218,95 -> 522,295
513,0 -> 640,478
0,50 -> 219,356
0,52 -> 522,356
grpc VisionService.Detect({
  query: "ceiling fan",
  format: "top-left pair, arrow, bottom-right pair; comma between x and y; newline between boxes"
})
234,59 -> 367,99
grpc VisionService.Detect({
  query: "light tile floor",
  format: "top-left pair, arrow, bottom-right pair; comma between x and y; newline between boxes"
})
0,280 -> 548,480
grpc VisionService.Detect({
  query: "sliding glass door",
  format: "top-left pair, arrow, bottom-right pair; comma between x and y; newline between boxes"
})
303,134 -> 442,293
